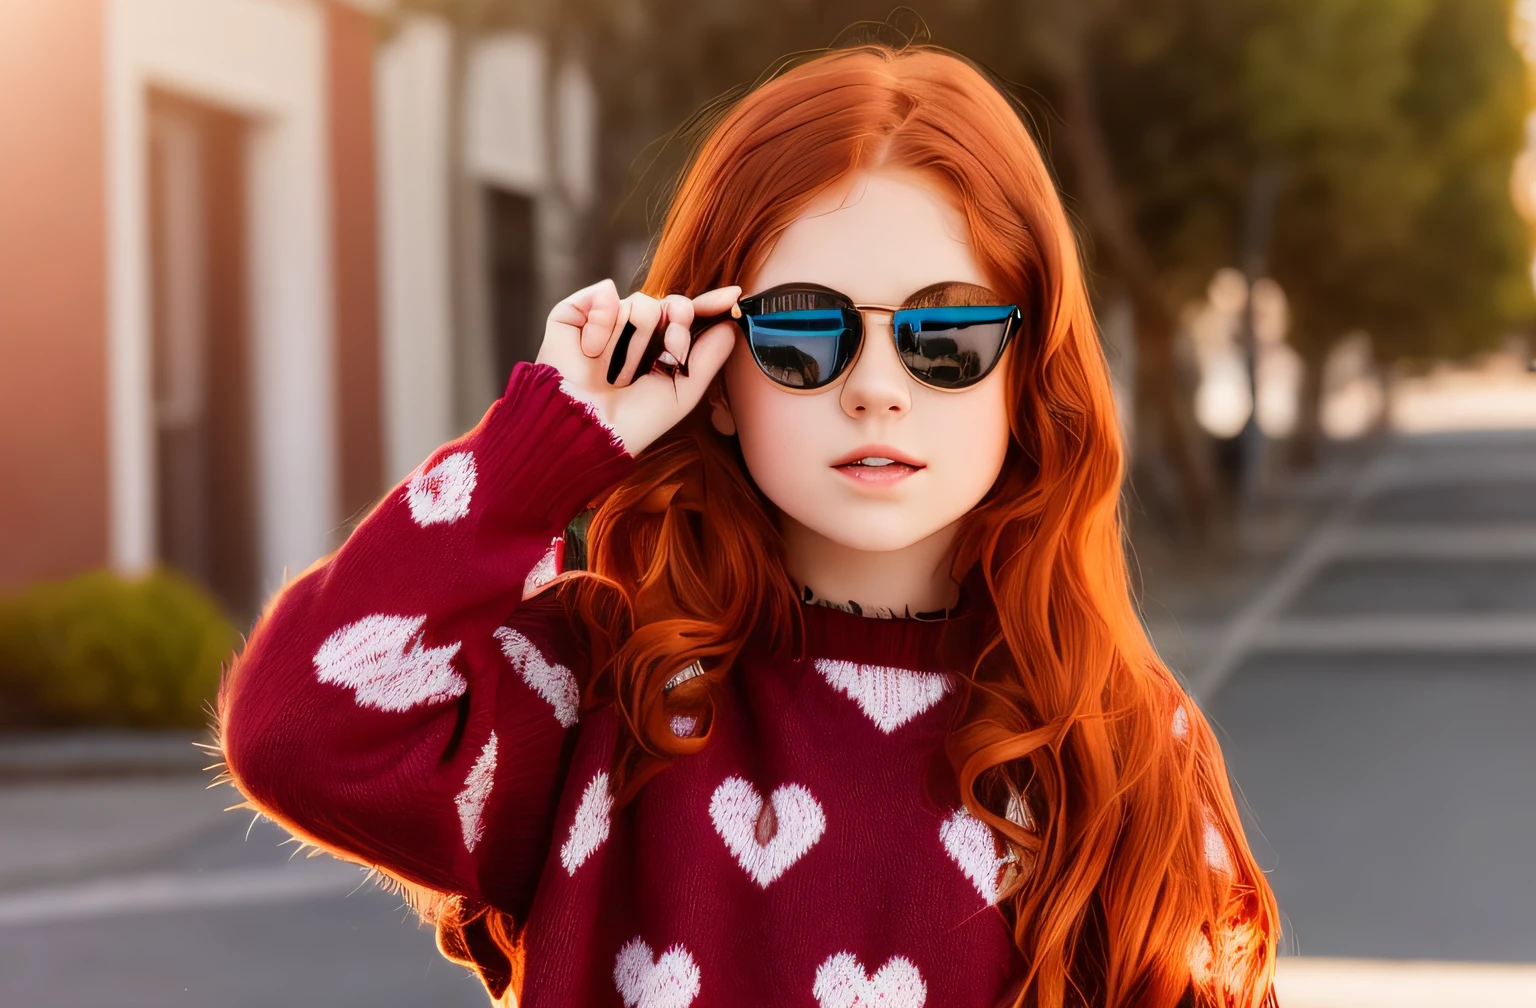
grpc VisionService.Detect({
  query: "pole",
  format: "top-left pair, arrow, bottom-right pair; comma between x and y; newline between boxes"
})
1238,163 -> 1283,507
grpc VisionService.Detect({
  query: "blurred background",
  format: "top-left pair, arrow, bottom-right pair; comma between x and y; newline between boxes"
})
2,0 -> 1536,1005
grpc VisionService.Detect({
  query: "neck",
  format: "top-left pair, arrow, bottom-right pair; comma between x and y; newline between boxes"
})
779,516 -> 962,615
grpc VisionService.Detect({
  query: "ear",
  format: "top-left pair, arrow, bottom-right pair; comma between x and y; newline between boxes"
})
707,379 -> 737,436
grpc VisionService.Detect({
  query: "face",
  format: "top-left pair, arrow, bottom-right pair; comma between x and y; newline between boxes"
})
711,170 -> 1013,554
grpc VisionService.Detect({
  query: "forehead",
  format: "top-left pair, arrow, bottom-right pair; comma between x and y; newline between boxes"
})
746,170 -> 989,304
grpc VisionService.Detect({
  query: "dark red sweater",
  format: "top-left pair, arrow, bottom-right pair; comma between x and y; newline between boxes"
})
221,362 -> 1036,1006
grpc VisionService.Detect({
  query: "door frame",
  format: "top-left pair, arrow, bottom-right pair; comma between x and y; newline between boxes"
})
106,0 -> 335,597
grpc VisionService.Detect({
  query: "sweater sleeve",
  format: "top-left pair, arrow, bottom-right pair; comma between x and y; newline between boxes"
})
218,361 -> 634,918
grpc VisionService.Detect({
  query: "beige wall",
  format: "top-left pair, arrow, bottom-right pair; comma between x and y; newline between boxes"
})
0,0 -> 110,592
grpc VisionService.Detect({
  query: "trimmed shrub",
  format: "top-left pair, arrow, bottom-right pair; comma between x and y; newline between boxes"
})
0,569 -> 240,730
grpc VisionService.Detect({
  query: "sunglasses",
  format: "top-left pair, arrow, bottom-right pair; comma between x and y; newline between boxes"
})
615,282 -> 1022,391
730,283 -> 1021,392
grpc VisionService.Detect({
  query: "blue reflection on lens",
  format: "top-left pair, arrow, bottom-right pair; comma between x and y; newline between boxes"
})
893,305 -> 1017,388
748,309 -> 852,388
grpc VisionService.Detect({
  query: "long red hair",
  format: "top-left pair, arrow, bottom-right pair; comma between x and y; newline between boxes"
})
451,41 -> 1280,1008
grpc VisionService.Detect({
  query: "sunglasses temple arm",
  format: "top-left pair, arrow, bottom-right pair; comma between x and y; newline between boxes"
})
631,306 -> 742,379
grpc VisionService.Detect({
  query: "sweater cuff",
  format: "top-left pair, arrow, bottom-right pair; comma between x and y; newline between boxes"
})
480,362 -> 636,533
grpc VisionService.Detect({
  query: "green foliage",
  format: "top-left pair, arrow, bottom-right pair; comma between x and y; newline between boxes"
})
1008,0 -> 1533,365
1245,0 -> 1534,362
0,569 -> 240,730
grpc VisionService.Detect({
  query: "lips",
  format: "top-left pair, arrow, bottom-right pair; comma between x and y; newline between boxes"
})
829,445 -> 926,469
831,445 -> 925,485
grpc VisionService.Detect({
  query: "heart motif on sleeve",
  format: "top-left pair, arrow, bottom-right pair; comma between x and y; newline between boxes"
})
493,626 -> 580,727
312,613 -> 464,712
813,659 -> 951,733
939,807 -> 1015,906
455,732 -> 499,851
521,537 -> 562,599
404,451 -> 476,526
560,771 -> 612,873
613,936 -> 701,1008
812,952 -> 927,1008
708,776 -> 825,888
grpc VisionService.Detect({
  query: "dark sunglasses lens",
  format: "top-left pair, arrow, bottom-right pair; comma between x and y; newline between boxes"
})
746,309 -> 859,388
894,306 -> 1016,388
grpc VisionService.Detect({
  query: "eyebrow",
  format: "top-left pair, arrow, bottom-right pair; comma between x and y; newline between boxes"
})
898,281 -> 1005,309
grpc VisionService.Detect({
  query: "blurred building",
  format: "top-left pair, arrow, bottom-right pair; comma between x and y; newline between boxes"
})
0,0 -> 597,619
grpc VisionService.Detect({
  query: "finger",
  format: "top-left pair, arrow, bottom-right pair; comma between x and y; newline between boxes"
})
659,294 -> 694,366
609,294 -> 661,387
547,278 -> 622,358
691,285 -> 742,318
669,318 -> 736,406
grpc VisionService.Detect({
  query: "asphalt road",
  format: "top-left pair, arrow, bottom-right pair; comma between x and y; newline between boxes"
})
0,428 -> 1530,1006
1200,429 -> 1536,963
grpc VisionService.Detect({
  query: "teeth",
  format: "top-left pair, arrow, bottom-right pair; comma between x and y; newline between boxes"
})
859,457 -> 896,466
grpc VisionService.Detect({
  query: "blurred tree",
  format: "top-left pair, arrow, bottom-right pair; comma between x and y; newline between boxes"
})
1248,0 -> 1534,454
979,0 -> 1532,498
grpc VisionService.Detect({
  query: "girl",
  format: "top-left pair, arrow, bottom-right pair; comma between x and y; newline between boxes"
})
219,41 -> 1280,1008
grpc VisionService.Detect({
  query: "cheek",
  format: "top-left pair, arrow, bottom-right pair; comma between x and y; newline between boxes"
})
725,352 -> 837,492
943,382 -> 1012,489
910,383 -> 1011,526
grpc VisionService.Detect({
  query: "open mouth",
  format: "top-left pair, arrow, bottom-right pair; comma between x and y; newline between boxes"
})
832,455 -> 926,483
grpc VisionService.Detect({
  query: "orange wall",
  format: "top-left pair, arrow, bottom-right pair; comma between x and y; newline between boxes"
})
0,0 -> 110,592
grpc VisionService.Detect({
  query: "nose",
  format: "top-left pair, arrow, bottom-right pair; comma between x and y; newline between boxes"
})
839,315 -> 911,419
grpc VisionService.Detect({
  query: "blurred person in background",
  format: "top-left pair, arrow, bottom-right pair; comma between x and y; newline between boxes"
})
218,38 -> 1278,1008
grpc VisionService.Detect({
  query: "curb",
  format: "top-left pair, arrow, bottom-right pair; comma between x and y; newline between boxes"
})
0,730 -> 212,781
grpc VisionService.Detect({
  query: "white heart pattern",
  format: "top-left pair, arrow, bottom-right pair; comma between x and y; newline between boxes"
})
493,626 -> 580,727
521,537 -> 562,599
455,732 -> 498,851
709,776 -> 826,888
405,451 -> 476,526
1172,703 -> 1190,740
813,952 -> 927,1008
939,806 -> 1015,906
613,936 -> 701,1008
1203,817 -> 1232,874
313,613 -> 464,712
560,770 -> 612,873
813,659 -> 951,733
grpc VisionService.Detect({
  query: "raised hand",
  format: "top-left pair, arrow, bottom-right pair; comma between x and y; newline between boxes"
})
535,280 -> 742,456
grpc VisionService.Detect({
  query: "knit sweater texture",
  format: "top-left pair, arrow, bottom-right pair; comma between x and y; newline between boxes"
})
221,362 -> 1054,1007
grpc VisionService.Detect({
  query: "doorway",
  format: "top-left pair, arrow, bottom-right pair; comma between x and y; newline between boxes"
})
146,91 -> 257,619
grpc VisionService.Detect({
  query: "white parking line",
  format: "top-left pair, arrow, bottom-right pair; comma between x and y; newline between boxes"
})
0,862 -> 368,926
1191,521 -> 1359,699
1257,616 -> 1536,651
1191,448 -> 1536,699
1325,525 -> 1536,558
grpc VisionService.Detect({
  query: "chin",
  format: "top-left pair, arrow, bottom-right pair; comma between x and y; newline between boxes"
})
799,512 -> 943,553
